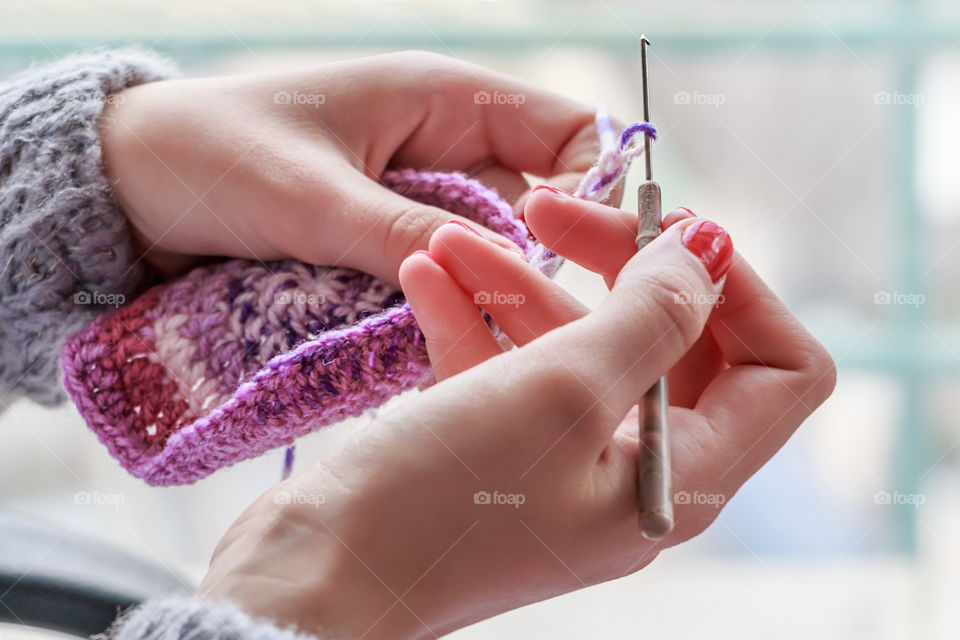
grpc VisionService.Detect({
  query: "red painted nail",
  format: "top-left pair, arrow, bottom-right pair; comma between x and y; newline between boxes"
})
447,220 -> 481,236
677,206 -> 695,216
681,220 -> 733,283
532,184 -> 571,197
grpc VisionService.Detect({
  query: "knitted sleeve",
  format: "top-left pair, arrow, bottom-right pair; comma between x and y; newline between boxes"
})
105,597 -> 326,640
0,48 -> 176,407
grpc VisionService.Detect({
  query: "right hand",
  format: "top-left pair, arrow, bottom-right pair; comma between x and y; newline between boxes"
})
198,191 -> 836,640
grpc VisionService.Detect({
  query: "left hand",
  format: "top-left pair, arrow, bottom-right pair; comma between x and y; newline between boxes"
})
99,51 -> 609,280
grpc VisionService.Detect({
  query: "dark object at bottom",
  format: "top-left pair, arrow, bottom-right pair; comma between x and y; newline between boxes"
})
0,510 -> 192,637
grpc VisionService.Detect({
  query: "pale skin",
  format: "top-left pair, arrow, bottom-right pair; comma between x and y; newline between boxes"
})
100,50 -> 609,280
195,199 -> 834,639
100,52 -> 836,640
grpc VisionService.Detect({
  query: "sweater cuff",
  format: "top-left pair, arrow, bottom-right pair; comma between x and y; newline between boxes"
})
0,48 -> 176,407
105,597 -> 326,640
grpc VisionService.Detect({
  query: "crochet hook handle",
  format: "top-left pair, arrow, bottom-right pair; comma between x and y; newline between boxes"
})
636,180 -> 675,540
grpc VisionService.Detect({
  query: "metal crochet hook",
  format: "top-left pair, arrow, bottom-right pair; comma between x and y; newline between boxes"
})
636,36 -> 674,540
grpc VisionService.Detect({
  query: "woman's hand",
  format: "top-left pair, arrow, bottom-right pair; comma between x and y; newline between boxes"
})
196,191 -> 836,640
99,51 -> 608,279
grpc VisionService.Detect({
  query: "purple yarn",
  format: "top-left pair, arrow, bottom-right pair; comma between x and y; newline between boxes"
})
620,122 -> 657,149
282,445 -> 295,480
585,121 -> 657,197
60,169 -> 562,486
60,113 -> 653,486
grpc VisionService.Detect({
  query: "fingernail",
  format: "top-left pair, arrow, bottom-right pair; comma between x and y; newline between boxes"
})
447,220 -> 482,236
532,184 -> 571,198
677,206 -> 694,216
681,219 -> 733,283
412,249 -> 432,258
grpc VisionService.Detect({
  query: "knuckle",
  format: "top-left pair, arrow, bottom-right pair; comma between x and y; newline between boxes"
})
394,49 -> 453,69
520,363 -> 608,433
395,51 -> 486,102
796,340 -> 837,406
624,270 -> 711,351
381,204 -> 445,262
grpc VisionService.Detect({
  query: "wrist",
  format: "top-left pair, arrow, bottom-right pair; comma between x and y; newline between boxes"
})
98,87 -> 201,277
197,490 -> 441,640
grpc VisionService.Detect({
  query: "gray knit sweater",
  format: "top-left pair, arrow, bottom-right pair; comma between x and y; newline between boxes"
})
1,51 -> 323,640
107,597 -> 325,640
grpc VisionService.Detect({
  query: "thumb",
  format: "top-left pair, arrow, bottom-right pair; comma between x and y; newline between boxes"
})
566,217 -> 733,418
326,171 -> 523,285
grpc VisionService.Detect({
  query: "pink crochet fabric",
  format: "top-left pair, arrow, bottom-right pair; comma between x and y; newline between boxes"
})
61,109 -> 654,486
60,169 -> 563,485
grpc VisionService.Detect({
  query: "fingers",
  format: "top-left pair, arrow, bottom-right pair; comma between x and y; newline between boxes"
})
513,175 -> 627,218
523,187 -> 638,283
524,193 -> 735,409
427,222 -> 588,346
400,221 -> 589,378
553,217 -> 733,422
398,251 -> 503,381
305,170 -> 522,285
686,254 -> 837,482
523,187 -> 698,286
339,51 -> 602,192
382,52 -> 599,180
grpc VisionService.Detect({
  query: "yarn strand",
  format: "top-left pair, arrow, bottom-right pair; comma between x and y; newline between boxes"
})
573,103 -> 656,203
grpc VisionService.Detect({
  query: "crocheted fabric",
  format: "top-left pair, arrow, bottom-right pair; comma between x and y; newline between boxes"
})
60,97 -> 653,486
60,169 -> 563,485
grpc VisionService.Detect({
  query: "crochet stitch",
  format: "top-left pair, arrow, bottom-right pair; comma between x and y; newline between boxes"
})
61,112 -> 654,486
61,170 -> 557,485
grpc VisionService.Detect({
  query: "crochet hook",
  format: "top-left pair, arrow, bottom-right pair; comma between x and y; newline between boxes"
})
636,35 -> 675,540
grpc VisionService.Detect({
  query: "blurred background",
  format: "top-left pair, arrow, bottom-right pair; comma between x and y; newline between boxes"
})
1,0 -> 959,637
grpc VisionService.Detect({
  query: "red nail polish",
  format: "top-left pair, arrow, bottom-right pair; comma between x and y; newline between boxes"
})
681,220 -> 733,283
677,206 -> 695,216
532,184 -> 571,197
447,220 -> 481,236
